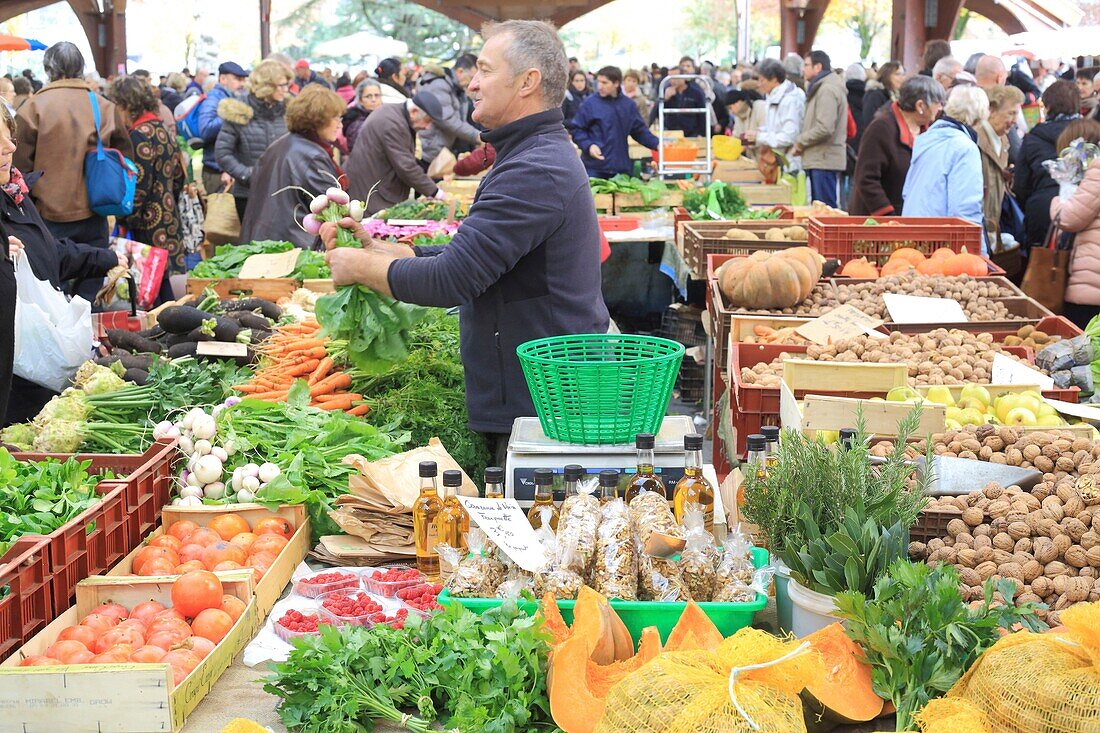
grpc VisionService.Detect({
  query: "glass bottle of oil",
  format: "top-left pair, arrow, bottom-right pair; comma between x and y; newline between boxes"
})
439,469 -> 470,554
413,461 -> 443,578
761,426 -> 780,470
623,433 -> 666,504
839,428 -> 856,451
527,468 -> 559,531
563,464 -> 584,499
599,469 -> 620,502
741,434 -> 768,506
673,433 -> 714,531
484,466 -> 505,498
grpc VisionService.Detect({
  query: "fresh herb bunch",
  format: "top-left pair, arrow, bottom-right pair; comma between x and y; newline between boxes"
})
783,500 -> 908,596
741,406 -> 930,557
835,559 -> 1046,732
316,286 -> 428,373
265,599 -> 553,733
682,181 -> 750,220
0,449 -> 107,544
589,174 -> 669,204
380,199 -> 467,221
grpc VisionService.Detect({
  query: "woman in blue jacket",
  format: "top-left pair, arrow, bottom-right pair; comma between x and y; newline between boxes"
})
571,66 -> 660,178
902,85 -> 987,249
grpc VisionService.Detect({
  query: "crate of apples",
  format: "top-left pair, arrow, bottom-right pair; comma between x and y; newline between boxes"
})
17,571 -> 245,686
131,513 -> 295,583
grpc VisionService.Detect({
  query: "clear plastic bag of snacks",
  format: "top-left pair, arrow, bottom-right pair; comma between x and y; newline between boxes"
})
680,506 -> 717,602
442,529 -> 505,598
593,498 -> 638,600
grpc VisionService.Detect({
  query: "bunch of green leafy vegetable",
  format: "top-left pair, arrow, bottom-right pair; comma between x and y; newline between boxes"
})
216,382 -> 407,536
682,181 -> 750,220
265,599 -> 552,733
380,199 -> 467,221
146,356 -> 250,419
835,559 -> 1046,732
589,174 -> 669,204
353,310 -> 490,485
316,285 -> 428,373
410,231 -> 453,247
191,240 -> 329,280
0,449 -> 108,544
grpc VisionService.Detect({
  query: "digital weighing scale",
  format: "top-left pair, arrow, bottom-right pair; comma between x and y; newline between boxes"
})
504,415 -> 724,523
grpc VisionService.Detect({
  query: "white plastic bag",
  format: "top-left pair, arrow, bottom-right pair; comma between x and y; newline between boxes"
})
13,253 -> 92,392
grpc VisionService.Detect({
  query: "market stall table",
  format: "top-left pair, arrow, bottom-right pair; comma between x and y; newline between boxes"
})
600,226 -> 688,328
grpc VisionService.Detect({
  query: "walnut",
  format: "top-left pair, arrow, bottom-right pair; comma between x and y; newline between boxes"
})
1057,483 -> 1079,503
1018,591 -> 1043,605
1065,546 -> 1090,568
1064,517 -> 1089,543
1022,559 -> 1042,582
1006,448 -> 1024,466
928,537 -> 946,551
1054,534 -> 1074,557
1023,444 -> 1042,462
992,549 -> 1014,566
976,561 -> 998,580
1032,576 -> 1054,597
955,533 -> 974,548
909,541 -> 928,558
983,483 -> 1005,499
1035,455 -> 1055,473
1034,538 -> 1058,564
1087,546 -> 1100,567
974,535 -> 993,551
1014,537 -> 1033,554
959,567 -> 981,586
1046,561 -> 1071,578
962,507 -> 985,527
947,518 -> 968,538
987,500 -> 1012,518
998,562 -> 1024,581
993,532 -> 1015,551
973,524 -> 992,537
1007,522 -> 1031,541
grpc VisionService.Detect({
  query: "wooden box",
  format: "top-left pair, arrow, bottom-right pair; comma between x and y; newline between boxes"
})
613,189 -> 685,212
713,160 -> 764,184
186,277 -> 297,301
301,278 -> 335,293
0,573 -> 258,732
735,180 -> 792,205
107,504 -> 309,619
779,381 -> 947,437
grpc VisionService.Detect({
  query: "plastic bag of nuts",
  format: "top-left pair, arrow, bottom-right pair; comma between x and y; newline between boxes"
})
713,525 -> 756,601
592,498 -> 638,600
630,489 -> 691,601
536,536 -> 585,600
442,529 -> 504,598
555,477 -> 600,575
680,505 -> 717,601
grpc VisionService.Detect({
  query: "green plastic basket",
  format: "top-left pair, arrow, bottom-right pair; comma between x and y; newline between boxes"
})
516,334 -> 685,445
439,547 -> 769,643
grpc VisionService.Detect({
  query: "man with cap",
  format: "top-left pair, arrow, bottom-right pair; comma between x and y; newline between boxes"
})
345,91 -> 450,215
726,87 -> 766,140
196,61 -> 247,195
293,58 -> 330,91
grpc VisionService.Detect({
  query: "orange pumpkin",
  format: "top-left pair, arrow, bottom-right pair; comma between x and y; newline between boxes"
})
887,246 -> 926,266
916,258 -> 946,276
802,623 -> 885,726
663,601 -> 724,652
839,257 -> 879,279
930,247 -> 955,261
716,246 -> 823,310
942,247 -> 987,276
879,259 -> 915,277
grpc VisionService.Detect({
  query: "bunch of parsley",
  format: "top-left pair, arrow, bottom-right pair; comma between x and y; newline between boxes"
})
265,600 -> 554,733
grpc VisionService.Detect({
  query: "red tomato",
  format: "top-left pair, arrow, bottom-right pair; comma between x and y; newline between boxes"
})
202,541 -> 247,569
166,520 -> 199,542
178,543 -> 206,564
46,639 -> 90,662
94,626 -> 145,654
191,608 -> 233,643
229,532 -> 256,550
89,602 -> 128,621
208,514 -> 250,541
129,645 -> 167,663
220,595 -> 246,623
171,571 -> 223,618
80,613 -> 120,634
57,625 -> 98,648
19,655 -> 59,666
148,534 -> 182,552
128,601 -> 167,626
253,516 -> 294,540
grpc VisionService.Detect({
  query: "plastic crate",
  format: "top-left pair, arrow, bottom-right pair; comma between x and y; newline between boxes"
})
0,537 -> 51,662
988,315 -> 1083,343
807,216 -> 982,263
84,484 -> 128,576
911,508 -> 968,545
597,215 -> 643,232
658,304 -> 707,347
681,220 -> 797,279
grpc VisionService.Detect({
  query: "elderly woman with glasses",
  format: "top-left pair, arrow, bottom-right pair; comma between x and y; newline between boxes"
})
214,59 -> 291,220
342,78 -> 382,152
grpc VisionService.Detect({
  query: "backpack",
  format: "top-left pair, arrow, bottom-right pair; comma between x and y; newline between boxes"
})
174,93 -> 206,139
83,91 -> 138,217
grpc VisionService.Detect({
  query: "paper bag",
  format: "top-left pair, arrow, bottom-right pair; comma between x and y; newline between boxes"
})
347,437 -> 479,509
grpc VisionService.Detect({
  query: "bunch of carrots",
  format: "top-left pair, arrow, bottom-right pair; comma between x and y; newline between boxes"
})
231,321 -> 370,416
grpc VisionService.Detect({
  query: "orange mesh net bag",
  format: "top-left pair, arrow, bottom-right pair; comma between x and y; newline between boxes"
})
594,627 -> 823,733
916,602 -> 1100,733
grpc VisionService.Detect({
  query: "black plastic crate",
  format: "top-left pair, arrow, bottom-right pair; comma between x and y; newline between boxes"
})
658,304 -> 706,347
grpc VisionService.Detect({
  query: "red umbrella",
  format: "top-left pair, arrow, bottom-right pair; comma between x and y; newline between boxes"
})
0,35 -> 30,51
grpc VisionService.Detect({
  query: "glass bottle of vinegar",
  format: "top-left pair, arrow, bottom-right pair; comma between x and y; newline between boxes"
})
439,469 -> 470,553
413,461 -> 443,578
527,468 -> 559,531
599,469 -> 620,502
673,433 -> 715,531
623,433 -> 667,504
484,466 -> 505,498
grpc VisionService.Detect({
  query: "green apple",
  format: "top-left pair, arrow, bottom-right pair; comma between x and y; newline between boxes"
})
956,397 -> 988,413
959,407 -> 985,425
1004,407 -> 1038,426
946,406 -> 964,422
1036,414 -> 1064,427
945,418 -> 964,430
995,394 -> 1021,423
1017,395 -> 1042,416
1037,402 -> 1058,418
925,386 -> 956,407
887,386 -> 919,403
960,384 -> 992,408
868,396 -> 885,402
1019,389 -> 1043,402
816,429 -> 840,444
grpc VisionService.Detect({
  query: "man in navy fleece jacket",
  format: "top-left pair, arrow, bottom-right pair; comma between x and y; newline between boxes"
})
321,20 -> 609,445
571,65 -> 660,178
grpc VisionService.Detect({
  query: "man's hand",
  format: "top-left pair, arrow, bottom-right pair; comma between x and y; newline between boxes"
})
324,246 -> 373,287
319,217 -> 371,251
588,144 -> 604,160
789,143 -> 803,157
433,188 -> 450,201
7,235 -> 23,260
220,172 -> 233,191
743,130 -> 757,144
664,85 -> 676,101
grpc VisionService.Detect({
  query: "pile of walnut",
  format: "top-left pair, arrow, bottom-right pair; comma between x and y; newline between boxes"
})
1002,324 -> 1061,351
740,329 -> 1039,388
834,273 -> 1019,321
730,283 -> 838,317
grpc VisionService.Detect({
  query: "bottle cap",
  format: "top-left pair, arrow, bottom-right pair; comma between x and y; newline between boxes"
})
533,468 -> 554,486
599,469 -> 620,487
442,469 -> 462,487
564,464 -> 585,481
418,461 -> 437,478
684,433 -> 703,450
484,466 -> 504,483
747,434 -> 766,451
840,428 -> 857,448
636,433 -> 655,449
761,426 -> 780,441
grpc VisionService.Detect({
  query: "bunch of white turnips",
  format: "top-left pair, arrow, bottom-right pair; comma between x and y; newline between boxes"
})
156,398 -> 282,507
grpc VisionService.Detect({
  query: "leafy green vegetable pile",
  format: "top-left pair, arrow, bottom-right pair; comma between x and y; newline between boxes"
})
265,600 -> 552,733
589,174 -> 669,204
316,286 -> 427,373
354,310 -> 490,485
379,200 -> 467,221
217,383 -> 406,535
191,241 -> 329,280
0,449 -> 108,548
836,560 -> 1046,732
682,181 -> 782,221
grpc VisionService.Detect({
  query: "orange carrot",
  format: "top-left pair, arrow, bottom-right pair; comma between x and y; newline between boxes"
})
285,360 -> 320,377
316,392 -> 361,403
232,384 -> 262,393
317,395 -> 357,410
248,389 -> 290,401
309,357 -> 334,385
309,373 -> 352,397
277,338 -> 326,353
346,404 -> 371,417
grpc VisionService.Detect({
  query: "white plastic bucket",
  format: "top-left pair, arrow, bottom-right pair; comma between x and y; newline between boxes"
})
788,578 -> 840,637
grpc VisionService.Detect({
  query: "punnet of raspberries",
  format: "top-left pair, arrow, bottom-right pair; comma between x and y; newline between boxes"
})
321,591 -> 382,622
371,568 -> 421,582
398,583 -> 444,612
277,609 -> 322,633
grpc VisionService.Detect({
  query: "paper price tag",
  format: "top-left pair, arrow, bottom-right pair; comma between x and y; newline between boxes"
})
196,341 -> 248,358
795,303 -> 885,345
883,293 -> 968,324
991,353 -> 1054,389
1041,397 -> 1100,422
237,248 -> 301,279
458,497 -> 549,572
